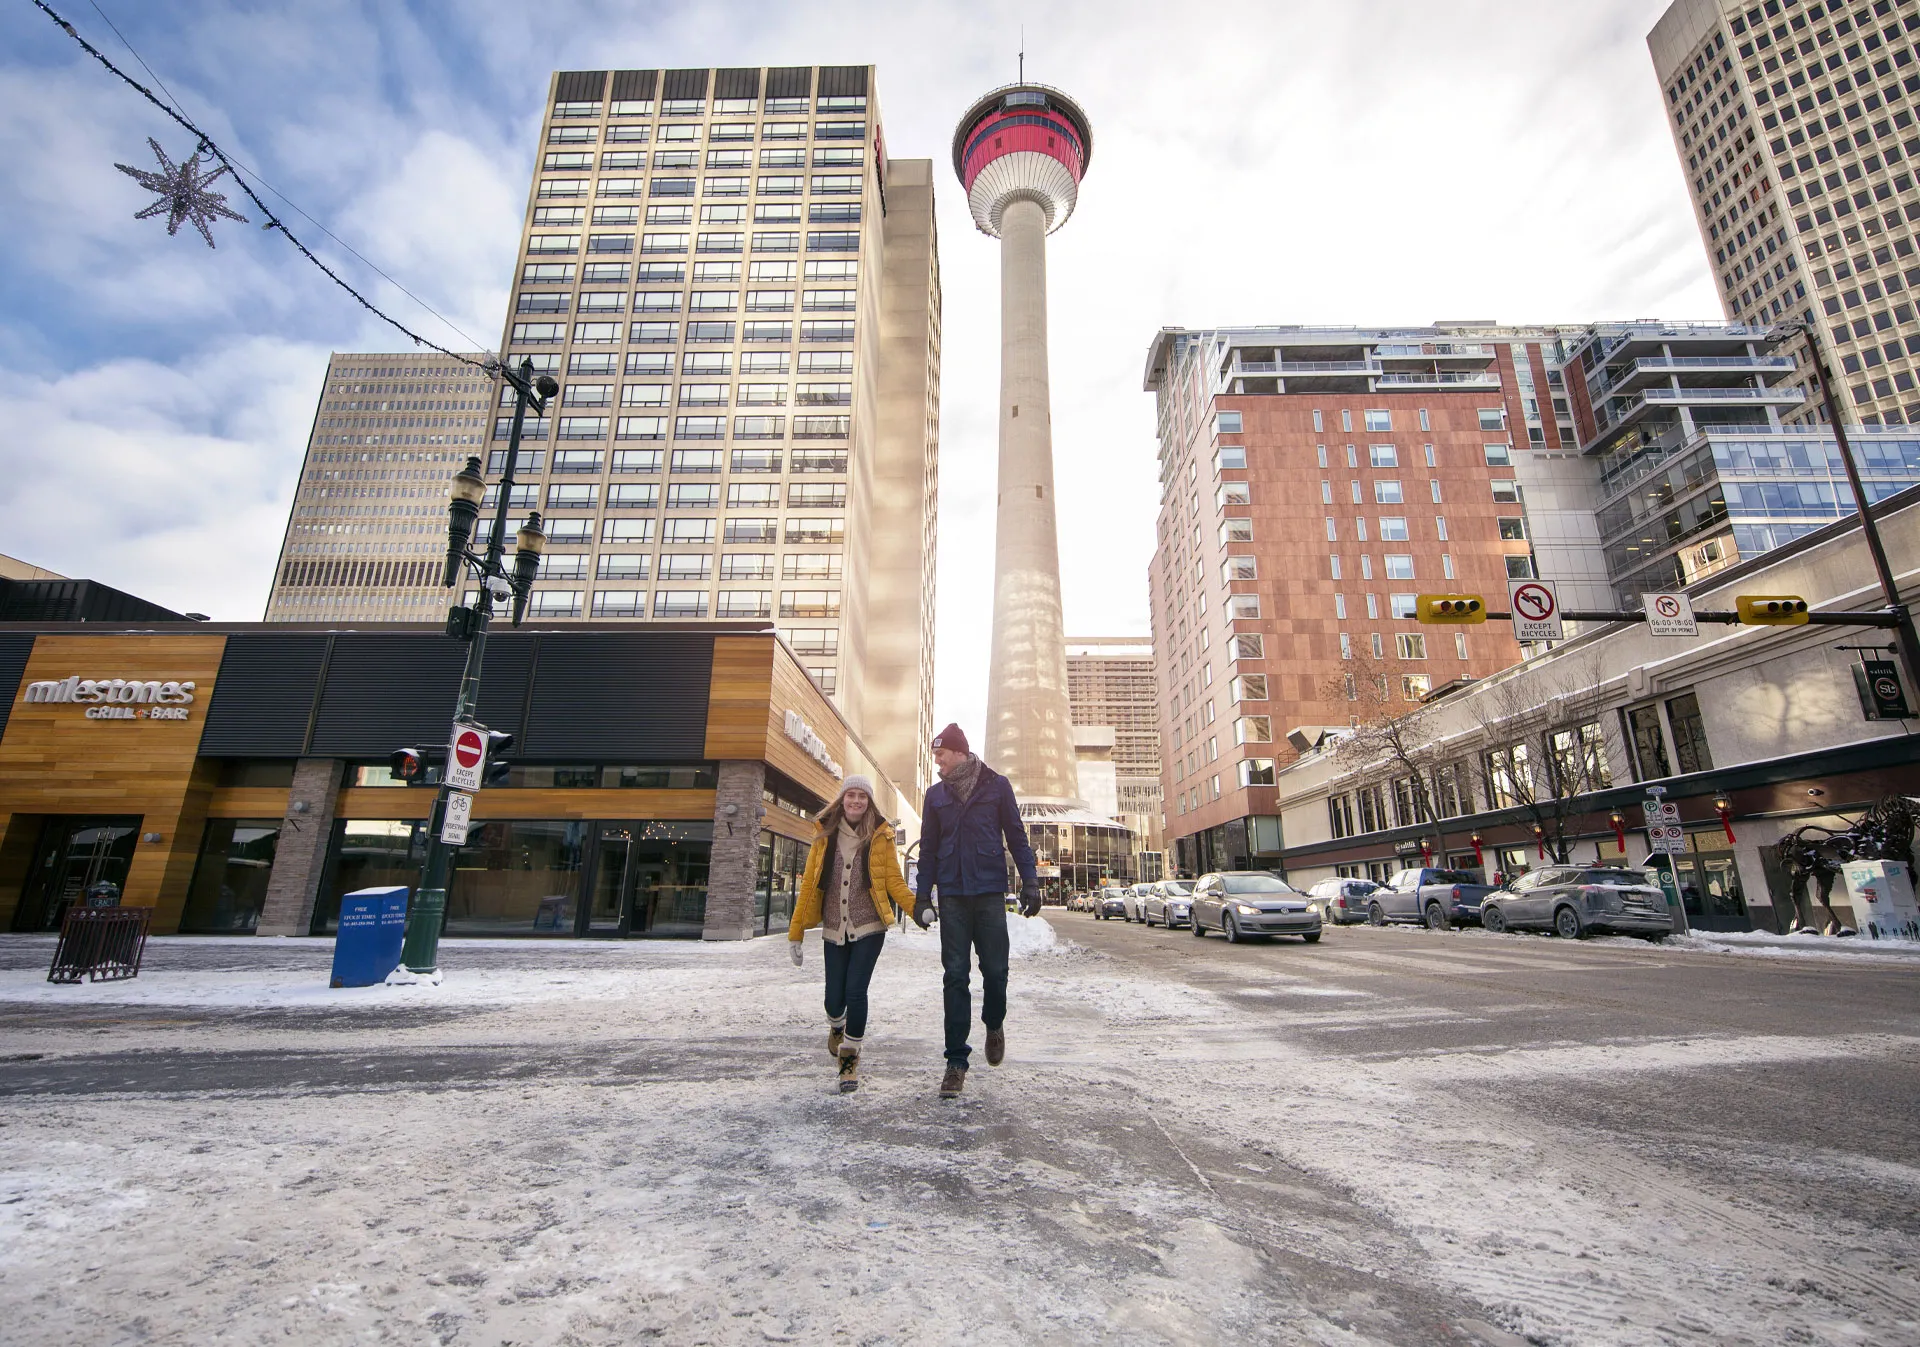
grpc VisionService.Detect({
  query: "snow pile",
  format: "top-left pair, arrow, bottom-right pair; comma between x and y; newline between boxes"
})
1006,912 -> 1059,957
1668,928 -> 1920,963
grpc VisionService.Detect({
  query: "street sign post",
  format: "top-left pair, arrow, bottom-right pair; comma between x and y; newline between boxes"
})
1643,789 -> 1689,934
440,790 -> 474,846
1507,579 -> 1564,642
1643,592 -> 1699,638
446,723 -> 487,792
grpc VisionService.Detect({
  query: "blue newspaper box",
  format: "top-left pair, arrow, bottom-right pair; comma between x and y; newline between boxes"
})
330,886 -> 410,987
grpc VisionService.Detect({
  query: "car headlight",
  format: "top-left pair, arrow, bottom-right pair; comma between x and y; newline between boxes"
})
1235,903 -> 1261,915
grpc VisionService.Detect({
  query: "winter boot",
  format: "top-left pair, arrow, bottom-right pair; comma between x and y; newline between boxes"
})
827,1017 -> 846,1059
837,1038 -> 862,1093
985,1027 -> 1005,1066
939,1064 -> 966,1098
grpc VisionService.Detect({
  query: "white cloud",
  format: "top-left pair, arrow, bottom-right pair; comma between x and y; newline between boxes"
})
0,0 -> 1719,747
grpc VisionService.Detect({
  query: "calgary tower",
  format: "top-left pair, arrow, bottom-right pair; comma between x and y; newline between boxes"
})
952,81 -> 1093,803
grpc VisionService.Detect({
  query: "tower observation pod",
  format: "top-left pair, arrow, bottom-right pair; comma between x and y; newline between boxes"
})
953,83 -> 1093,804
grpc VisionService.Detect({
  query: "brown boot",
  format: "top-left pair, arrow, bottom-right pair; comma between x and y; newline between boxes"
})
985,1027 -> 1005,1066
837,1049 -> 860,1094
939,1064 -> 966,1098
827,1025 -> 844,1058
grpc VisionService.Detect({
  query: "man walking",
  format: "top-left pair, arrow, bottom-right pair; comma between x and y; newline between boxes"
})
916,723 -> 1040,1098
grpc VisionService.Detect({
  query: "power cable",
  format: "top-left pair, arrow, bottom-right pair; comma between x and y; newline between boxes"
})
35,0 -> 500,373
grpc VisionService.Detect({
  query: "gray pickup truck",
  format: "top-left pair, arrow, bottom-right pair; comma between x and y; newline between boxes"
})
1367,867 -> 1496,930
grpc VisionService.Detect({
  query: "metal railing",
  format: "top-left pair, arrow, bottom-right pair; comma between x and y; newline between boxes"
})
48,907 -> 153,984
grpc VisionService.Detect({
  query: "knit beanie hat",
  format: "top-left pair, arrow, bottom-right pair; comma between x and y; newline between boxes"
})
840,773 -> 876,799
931,723 -> 969,754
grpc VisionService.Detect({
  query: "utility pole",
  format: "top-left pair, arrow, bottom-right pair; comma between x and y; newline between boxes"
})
395,357 -> 555,979
1780,321 -> 1920,692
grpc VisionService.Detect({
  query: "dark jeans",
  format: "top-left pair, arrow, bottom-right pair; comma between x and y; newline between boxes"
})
822,931 -> 885,1041
938,894 -> 1009,1066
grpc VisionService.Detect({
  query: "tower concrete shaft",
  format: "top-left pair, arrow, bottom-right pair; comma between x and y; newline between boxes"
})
985,196 -> 1077,800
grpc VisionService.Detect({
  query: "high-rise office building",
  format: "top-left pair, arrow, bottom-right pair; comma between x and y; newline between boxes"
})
265,352 -> 492,623
1649,0 -> 1920,424
1065,637 -> 1165,865
953,81 -> 1092,804
269,67 -> 943,798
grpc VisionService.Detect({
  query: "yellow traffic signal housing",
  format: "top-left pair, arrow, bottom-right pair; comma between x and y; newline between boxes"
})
1736,595 -> 1810,625
1416,594 -> 1488,624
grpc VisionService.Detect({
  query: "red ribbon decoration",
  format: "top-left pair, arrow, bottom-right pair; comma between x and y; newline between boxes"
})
1532,824 -> 1546,859
1716,802 -> 1736,844
1420,840 -> 1433,865
1611,813 -> 1628,853
1470,834 -> 1484,866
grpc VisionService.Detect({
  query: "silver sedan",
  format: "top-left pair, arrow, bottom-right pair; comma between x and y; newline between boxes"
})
1190,871 -> 1322,943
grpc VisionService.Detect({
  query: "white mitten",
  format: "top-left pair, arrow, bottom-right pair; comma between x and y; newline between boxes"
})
788,940 -> 803,967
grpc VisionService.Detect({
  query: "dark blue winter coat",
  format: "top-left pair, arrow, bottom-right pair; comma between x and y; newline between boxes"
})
916,762 -> 1039,901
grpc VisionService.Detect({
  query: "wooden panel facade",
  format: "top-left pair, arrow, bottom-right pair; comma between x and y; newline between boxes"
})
0,633 -> 228,929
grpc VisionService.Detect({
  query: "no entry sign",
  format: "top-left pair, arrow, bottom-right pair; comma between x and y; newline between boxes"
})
1507,578 -> 1564,642
447,723 -> 487,791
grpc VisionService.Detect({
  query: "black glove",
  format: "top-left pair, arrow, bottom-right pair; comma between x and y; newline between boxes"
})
1018,885 -> 1042,918
912,899 -> 935,930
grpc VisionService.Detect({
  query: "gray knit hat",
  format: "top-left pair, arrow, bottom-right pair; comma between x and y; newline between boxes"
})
840,774 -> 875,799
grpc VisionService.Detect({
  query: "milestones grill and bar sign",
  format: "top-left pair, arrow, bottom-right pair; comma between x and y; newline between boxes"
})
23,675 -> 198,720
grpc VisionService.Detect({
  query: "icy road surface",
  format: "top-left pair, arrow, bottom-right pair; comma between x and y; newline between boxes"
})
0,917 -> 1915,1346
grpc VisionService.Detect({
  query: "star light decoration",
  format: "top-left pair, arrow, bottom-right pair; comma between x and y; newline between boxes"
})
114,136 -> 248,248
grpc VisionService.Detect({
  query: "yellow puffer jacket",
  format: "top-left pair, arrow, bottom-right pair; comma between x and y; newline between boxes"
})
788,821 -> 916,941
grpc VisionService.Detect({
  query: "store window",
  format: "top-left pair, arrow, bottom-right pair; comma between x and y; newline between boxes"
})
181,819 -> 282,933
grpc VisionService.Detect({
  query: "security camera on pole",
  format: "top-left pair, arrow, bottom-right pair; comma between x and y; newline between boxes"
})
389,356 -> 556,983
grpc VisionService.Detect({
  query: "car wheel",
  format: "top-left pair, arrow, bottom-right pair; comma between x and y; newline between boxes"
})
1553,905 -> 1584,940
1481,904 -> 1508,935
1302,931 -> 1322,944
1224,913 -> 1242,944
1190,912 -> 1206,937
1425,903 -> 1450,932
1368,902 -> 1385,927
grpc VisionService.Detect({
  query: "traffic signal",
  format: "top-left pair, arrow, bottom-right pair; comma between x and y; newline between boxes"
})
1736,595 -> 1810,625
1415,594 -> 1488,624
482,730 -> 514,787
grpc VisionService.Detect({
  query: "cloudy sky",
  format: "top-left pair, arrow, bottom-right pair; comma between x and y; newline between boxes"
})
3,0 -> 1720,738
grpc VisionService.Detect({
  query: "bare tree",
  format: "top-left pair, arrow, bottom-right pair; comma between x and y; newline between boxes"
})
1318,658 -> 1465,868
1461,653 -> 1614,867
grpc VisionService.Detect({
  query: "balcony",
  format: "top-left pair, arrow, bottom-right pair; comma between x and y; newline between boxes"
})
1591,354 -> 1798,401
1593,384 -> 1806,437
1375,371 -> 1501,389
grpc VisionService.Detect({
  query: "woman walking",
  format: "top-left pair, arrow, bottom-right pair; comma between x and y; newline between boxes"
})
788,774 -> 925,1093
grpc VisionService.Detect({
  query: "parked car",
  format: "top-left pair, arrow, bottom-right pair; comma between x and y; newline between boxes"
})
1095,888 -> 1129,920
1122,884 -> 1156,923
1141,879 -> 1195,928
1367,867 -> 1497,930
1067,891 -> 1094,912
1190,871 -> 1322,943
1481,865 -> 1674,940
1306,877 -> 1379,925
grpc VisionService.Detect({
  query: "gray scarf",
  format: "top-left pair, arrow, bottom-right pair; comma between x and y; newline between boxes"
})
941,752 -> 983,805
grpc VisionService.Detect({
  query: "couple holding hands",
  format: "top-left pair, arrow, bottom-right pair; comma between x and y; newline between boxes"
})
786,723 -> 1041,1098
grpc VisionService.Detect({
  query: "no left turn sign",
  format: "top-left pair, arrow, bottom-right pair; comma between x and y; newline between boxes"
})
1507,578 -> 1564,641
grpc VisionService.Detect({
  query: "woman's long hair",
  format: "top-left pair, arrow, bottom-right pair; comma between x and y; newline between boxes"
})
816,788 -> 885,841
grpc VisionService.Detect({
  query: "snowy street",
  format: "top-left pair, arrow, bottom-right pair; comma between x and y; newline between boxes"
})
1,918 -> 1917,1346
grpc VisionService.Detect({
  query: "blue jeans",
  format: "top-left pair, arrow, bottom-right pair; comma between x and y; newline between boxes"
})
938,894 -> 1009,1066
822,931 -> 885,1041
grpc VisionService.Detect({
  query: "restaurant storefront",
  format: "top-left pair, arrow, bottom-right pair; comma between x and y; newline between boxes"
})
0,623 -> 900,940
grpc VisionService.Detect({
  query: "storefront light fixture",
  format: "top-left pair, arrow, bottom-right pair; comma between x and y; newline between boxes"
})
443,455 -> 486,588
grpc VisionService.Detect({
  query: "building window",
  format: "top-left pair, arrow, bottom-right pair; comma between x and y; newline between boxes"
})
1364,409 -> 1390,432
1390,593 -> 1417,619
1625,704 -> 1671,780
1484,443 -> 1513,466
1233,716 -> 1272,744
1230,634 -> 1264,660
1504,555 -> 1533,579
1492,480 -> 1520,502
1339,632 -> 1352,660
1498,517 -> 1527,540
1384,555 -> 1414,579
1224,556 -> 1257,581
1237,759 -> 1276,787
1370,633 -> 1385,659
1402,675 -> 1431,701
1666,691 -> 1712,774
1230,674 -> 1267,702
1369,444 -> 1398,468
1455,632 -> 1469,660
1227,594 -> 1261,620
1379,517 -> 1409,541
1216,411 -> 1243,433
1374,480 -> 1403,504
1312,410 -> 1324,432
1396,633 -> 1426,659
1442,554 -> 1455,580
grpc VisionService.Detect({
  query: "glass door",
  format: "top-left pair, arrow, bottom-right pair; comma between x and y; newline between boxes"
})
588,827 -> 636,935
14,817 -> 142,932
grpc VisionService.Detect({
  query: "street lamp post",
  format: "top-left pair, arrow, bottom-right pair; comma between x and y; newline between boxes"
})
1774,322 -> 1920,690
395,356 -> 557,978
